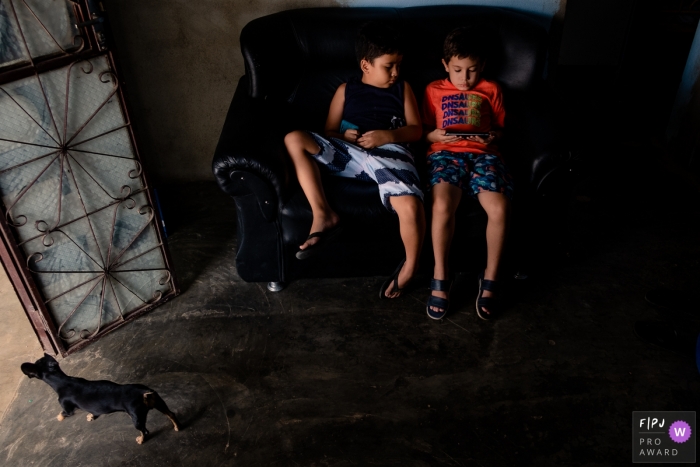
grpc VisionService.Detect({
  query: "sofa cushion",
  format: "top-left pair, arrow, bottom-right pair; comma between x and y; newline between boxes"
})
240,8 -> 397,101
241,6 -> 548,105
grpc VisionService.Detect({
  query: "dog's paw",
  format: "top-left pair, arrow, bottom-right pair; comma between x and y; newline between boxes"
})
56,413 -> 64,421
86,414 -> 94,421
136,434 -> 144,444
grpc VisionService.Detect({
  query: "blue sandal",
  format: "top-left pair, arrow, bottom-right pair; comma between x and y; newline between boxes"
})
476,272 -> 498,320
426,278 -> 452,320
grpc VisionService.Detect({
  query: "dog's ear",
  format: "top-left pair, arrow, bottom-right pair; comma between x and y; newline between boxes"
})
21,363 -> 39,379
43,354 -> 59,367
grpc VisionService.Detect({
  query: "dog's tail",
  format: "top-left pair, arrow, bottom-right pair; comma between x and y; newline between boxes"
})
143,391 -> 156,409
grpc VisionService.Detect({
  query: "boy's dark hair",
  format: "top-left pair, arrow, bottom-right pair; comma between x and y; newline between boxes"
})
443,26 -> 487,63
355,21 -> 403,65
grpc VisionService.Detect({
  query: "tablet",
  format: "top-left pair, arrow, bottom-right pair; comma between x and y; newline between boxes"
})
445,131 -> 490,138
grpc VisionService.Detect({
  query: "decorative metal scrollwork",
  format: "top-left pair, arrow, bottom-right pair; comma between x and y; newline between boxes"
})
0,0 -> 176,350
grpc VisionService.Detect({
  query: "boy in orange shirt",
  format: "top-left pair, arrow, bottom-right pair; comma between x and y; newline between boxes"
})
421,26 -> 514,320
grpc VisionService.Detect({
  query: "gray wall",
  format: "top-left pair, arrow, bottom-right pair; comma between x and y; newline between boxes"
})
107,0 -> 565,183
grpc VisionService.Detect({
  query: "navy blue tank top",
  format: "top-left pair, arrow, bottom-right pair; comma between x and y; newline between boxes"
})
342,77 -> 406,133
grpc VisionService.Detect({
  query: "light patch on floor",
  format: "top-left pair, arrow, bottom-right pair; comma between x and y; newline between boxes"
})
0,268 -> 44,426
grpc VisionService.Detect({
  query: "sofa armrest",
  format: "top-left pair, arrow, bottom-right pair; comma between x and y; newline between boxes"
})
212,77 -> 293,217
504,89 -> 571,196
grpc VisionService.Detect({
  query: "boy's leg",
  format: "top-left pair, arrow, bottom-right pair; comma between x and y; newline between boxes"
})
469,152 -> 513,314
284,131 -> 340,250
429,182 -> 462,310
476,191 -> 510,311
360,144 -> 424,297
385,195 -> 425,298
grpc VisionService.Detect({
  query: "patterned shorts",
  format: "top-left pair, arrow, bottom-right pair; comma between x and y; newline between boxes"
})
308,132 -> 424,212
427,150 -> 514,200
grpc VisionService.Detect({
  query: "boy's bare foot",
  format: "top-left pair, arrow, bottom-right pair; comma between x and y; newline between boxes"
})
384,262 -> 416,298
299,212 -> 341,251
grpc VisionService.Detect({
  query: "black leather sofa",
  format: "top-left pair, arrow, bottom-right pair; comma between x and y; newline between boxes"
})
212,6 -> 569,291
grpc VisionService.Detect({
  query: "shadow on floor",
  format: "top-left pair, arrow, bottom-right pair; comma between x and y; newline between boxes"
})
156,182 -> 237,293
0,141 -> 699,466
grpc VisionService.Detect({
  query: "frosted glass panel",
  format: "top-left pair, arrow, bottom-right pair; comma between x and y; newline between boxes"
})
0,0 -> 79,69
0,55 -> 173,346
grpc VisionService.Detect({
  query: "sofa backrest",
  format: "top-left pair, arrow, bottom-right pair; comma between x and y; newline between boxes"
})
240,5 -> 548,130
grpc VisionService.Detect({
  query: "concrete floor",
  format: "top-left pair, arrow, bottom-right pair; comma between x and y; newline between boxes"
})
0,143 -> 698,465
0,269 -> 44,426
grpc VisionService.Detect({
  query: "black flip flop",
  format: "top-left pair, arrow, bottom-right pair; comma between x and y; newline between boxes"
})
379,258 -> 407,299
295,223 -> 343,260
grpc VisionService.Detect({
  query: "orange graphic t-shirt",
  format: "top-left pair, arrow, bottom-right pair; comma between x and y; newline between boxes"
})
421,78 -> 505,156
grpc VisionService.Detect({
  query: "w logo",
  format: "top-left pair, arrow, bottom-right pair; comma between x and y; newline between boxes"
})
669,421 -> 692,444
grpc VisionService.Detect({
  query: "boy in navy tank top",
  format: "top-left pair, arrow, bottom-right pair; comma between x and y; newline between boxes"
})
284,21 -> 425,299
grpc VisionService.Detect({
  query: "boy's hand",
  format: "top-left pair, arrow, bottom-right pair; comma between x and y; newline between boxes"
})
466,131 -> 498,144
343,129 -> 360,144
357,130 -> 392,149
427,129 -> 461,144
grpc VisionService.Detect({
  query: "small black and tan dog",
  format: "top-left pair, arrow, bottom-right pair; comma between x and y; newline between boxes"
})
21,354 -> 180,444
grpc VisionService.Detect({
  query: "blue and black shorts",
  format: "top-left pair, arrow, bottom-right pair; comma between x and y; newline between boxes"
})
308,132 -> 424,212
427,150 -> 514,200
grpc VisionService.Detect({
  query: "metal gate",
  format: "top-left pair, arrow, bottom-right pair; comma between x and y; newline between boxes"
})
0,0 -> 178,356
